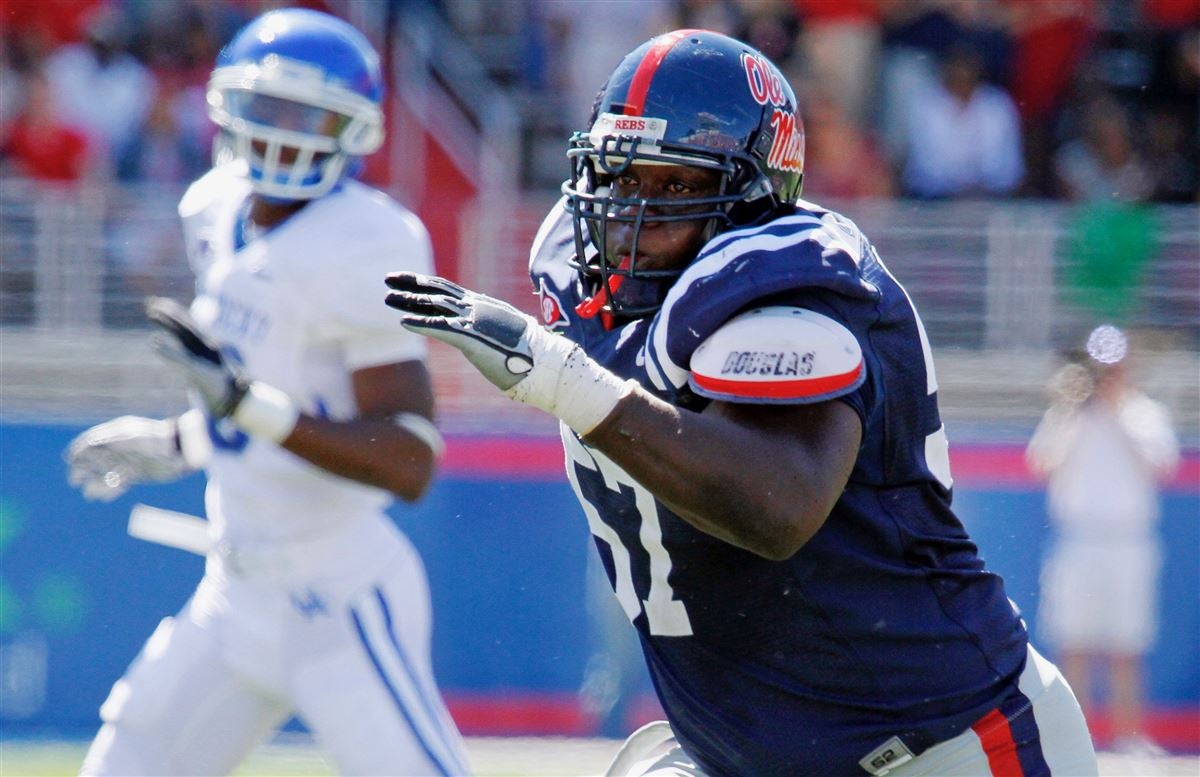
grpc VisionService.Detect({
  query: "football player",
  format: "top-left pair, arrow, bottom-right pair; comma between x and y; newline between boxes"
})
66,9 -> 469,776
385,30 -> 1098,776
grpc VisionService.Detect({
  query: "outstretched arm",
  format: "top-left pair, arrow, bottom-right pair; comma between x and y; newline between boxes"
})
385,273 -> 860,558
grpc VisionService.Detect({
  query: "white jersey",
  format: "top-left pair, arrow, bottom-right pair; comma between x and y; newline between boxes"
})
179,164 -> 431,548
1026,392 -> 1179,540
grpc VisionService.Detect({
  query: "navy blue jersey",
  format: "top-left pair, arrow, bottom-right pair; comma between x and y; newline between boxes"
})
530,199 -> 1029,776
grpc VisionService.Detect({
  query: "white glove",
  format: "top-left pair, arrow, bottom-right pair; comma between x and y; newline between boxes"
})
146,297 -> 298,443
385,273 -> 632,434
66,416 -> 192,502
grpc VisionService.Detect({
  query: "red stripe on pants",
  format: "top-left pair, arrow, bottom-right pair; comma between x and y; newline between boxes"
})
972,709 -> 1025,776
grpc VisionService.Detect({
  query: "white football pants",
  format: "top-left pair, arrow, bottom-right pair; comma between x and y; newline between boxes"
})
606,645 -> 1096,777
80,530 -> 469,776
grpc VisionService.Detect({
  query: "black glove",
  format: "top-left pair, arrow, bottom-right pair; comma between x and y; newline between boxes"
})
146,297 -> 247,418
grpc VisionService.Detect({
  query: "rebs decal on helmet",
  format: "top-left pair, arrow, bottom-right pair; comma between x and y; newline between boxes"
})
742,52 -> 804,175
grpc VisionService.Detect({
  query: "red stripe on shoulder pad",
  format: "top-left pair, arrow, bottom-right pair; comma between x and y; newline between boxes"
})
692,363 -> 862,401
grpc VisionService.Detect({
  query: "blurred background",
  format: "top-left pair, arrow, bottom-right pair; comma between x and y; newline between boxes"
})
1,0 -> 1197,766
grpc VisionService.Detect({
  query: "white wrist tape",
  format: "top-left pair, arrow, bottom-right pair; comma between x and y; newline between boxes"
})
509,326 -> 634,434
175,408 -> 213,468
231,381 -> 300,443
391,412 -> 445,458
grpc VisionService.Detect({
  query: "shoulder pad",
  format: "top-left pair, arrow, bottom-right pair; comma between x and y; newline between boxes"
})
688,307 -> 865,403
178,162 -> 246,219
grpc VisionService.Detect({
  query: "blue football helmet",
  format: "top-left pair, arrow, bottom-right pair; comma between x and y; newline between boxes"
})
206,8 -> 384,200
563,29 -> 805,318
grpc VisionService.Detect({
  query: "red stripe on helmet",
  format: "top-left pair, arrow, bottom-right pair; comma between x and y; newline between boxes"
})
623,29 -> 702,115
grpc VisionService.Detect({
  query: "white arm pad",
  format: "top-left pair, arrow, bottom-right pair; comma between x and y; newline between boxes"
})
688,306 -> 865,403
231,381 -> 300,443
391,412 -> 445,458
510,324 -> 636,434
175,408 -> 213,468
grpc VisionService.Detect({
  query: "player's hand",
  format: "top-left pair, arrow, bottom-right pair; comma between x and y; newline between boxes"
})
384,272 -> 631,433
146,297 -> 248,419
384,273 -> 538,391
65,416 -> 190,501
1047,362 -> 1093,406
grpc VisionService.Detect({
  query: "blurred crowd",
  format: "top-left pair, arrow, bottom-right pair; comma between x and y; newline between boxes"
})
1,0 -> 1198,204
527,0 -> 1200,203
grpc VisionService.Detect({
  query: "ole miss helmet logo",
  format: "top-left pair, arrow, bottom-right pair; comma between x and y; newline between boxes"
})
538,278 -> 569,329
741,52 -> 804,174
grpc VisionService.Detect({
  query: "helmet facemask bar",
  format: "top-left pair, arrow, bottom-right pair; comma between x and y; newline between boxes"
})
568,192 -> 658,320
207,60 -> 383,200
215,112 -> 349,199
564,131 -> 770,318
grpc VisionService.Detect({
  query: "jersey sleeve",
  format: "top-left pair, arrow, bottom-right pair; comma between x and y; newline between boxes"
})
528,197 -> 576,283
528,199 -> 586,332
310,203 -> 433,370
688,306 -> 866,404
645,211 -> 881,397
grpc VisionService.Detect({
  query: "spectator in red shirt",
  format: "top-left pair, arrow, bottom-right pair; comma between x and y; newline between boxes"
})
1,69 -> 95,182
0,0 -> 106,56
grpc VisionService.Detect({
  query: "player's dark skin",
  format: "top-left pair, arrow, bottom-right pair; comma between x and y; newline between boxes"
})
582,163 -> 862,560
244,192 -> 439,501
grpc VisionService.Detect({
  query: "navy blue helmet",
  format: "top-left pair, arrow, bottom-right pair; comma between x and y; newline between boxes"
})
563,29 -> 805,318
